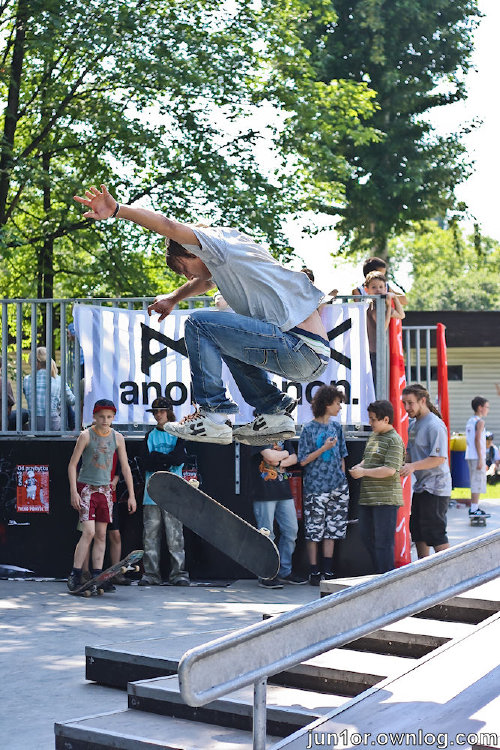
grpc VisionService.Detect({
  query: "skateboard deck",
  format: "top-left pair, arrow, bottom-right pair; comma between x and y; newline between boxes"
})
69,550 -> 143,597
147,472 -> 280,579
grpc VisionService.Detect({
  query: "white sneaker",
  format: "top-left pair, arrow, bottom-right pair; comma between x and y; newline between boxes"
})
232,413 -> 296,445
163,410 -> 233,445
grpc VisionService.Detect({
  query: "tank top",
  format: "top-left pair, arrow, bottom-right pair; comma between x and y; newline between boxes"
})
465,416 -> 485,461
78,427 -> 117,486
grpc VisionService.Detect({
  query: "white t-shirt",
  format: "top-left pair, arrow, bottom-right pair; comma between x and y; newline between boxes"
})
190,227 -> 323,331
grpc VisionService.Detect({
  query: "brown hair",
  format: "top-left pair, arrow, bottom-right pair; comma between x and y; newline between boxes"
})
165,238 -> 197,274
311,385 -> 344,418
363,257 -> 387,276
364,270 -> 387,287
367,399 -> 394,424
402,383 -> 443,420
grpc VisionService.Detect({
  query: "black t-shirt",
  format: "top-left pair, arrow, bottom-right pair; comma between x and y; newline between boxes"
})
247,440 -> 297,502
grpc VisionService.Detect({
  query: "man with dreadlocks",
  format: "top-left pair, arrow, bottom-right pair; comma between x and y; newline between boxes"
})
401,384 -> 451,559
74,185 -> 329,445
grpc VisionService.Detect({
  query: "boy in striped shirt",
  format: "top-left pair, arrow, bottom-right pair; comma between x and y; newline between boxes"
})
349,400 -> 405,574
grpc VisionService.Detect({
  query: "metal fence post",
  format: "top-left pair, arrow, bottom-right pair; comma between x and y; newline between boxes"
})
375,295 -> 388,399
253,677 -> 267,750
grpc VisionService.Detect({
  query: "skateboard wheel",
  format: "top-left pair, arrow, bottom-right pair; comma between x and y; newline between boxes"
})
83,590 -> 92,598
133,565 -> 140,572
188,479 -> 199,488
120,566 -> 127,574
97,588 -> 104,595
259,527 -> 271,537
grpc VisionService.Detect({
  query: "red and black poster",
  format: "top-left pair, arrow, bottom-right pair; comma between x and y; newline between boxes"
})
16,465 -> 50,513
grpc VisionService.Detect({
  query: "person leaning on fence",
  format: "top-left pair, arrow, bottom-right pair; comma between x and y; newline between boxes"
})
74,185 -> 329,447
67,399 -> 137,593
298,385 -> 349,585
349,400 -> 405,574
364,271 -> 405,376
401,384 -> 451,559
485,431 -> 500,483
23,347 -> 75,431
139,397 -> 190,587
352,256 -> 407,305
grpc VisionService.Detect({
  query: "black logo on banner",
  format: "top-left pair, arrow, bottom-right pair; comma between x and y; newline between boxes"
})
327,318 -> 352,369
141,323 -> 187,374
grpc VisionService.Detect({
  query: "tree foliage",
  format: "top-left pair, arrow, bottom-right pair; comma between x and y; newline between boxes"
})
391,221 -> 500,310
291,0 -> 481,256
0,0 -> 378,301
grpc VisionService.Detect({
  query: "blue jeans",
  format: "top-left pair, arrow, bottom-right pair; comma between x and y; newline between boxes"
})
358,504 -> 399,574
253,499 -> 298,578
184,310 -> 327,414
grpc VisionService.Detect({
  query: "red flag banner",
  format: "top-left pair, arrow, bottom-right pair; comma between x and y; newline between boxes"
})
436,323 -> 450,446
389,319 -> 412,567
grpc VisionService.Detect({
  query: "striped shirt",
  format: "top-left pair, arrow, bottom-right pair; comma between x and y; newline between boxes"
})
23,371 -> 75,417
359,428 -> 405,507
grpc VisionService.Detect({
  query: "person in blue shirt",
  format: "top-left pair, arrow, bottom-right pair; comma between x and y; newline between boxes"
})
298,385 -> 349,585
139,397 -> 190,586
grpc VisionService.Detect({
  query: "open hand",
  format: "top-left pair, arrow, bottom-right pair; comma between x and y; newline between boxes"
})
74,184 -> 117,220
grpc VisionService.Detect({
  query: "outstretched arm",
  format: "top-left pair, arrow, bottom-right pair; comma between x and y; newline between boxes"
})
73,184 -> 200,246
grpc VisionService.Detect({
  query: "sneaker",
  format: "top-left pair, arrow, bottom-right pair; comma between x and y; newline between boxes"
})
323,572 -> 336,581
100,579 -> 116,592
138,576 -> 161,587
163,410 -> 233,445
232,413 -> 296,446
172,577 -> 190,587
469,508 -> 491,518
67,572 -> 81,592
308,572 -> 322,587
278,573 -> 308,585
114,573 -> 132,586
258,576 -> 284,589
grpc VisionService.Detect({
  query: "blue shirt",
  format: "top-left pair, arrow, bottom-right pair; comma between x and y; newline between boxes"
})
298,419 -> 348,496
23,371 -> 75,417
143,428 -> 183,505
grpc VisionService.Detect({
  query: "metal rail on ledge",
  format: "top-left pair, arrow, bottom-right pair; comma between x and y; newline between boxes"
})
178,530 -> 500,749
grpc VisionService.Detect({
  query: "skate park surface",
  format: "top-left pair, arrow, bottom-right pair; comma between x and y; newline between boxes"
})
1,498 -> 499,750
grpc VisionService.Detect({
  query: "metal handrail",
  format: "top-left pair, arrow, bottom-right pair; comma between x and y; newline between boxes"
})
178,530 -> 500,749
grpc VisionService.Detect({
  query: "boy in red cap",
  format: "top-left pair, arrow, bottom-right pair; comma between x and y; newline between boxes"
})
67,399 -> 137,592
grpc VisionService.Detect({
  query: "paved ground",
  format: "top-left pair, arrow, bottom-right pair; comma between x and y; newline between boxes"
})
1,498 -> 499,750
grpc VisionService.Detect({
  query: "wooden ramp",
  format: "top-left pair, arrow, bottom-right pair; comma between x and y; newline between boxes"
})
272,611 -> 500,750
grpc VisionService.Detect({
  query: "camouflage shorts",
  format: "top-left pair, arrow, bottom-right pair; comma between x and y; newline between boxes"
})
303,482 -> 349,541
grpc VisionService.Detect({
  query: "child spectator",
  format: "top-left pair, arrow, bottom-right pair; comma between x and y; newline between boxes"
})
352,256 -> 407,304
349,400 -> 405,574
139,397 -> 190,586
298,385 -> 349,585
486,432 -> 500,483
465,396 -> 491,519
67,399 -> 136,591
364,271 -> 405,375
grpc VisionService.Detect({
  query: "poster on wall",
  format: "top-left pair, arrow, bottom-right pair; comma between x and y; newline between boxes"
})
16,465 -> 50,513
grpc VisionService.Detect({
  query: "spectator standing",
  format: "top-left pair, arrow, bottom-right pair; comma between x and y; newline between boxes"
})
139,397 -> 190,587
364,272 -> 405,375
401,384 -> 452,559
485,431 -> 500,483
0,355 -> 15,427
465,396 -> 491,519
298,385 -> 349,585
23,347 -> 75,430
349,400 -> 405,574
352,256 -> 407,305
249,439 -> 307,588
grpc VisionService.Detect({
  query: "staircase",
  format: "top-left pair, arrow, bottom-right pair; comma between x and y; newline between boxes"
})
55,532 -> 500,750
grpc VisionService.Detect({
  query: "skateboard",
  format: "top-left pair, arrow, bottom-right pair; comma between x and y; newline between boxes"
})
69,550 -> 144,597
470,516 -> 489,527
147,472 -> 280,579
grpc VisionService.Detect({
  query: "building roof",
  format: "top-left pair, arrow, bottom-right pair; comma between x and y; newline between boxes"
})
403,310 -> 500,348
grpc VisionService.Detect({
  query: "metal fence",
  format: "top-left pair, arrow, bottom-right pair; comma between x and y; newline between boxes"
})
0,295 -> 430,437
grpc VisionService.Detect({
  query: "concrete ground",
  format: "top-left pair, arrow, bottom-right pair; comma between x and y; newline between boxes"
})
1,498 -> 499,750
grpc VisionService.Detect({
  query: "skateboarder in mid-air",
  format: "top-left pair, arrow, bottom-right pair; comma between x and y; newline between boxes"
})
67,399 -> 137,592
74,185 -> 329,445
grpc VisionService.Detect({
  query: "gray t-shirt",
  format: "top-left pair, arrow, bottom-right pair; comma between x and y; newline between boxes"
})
407,412 -> 452,496
190,227 -> 323,331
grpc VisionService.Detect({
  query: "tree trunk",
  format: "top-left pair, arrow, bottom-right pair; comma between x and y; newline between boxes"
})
0,0 -> 29,224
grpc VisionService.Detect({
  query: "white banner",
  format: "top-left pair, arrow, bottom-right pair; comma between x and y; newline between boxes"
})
73,303 -> 375,426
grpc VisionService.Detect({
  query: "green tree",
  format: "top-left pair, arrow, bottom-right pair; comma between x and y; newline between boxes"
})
288,0 -> 481,256
390,221 -> 500,310
0,0 -> 378,302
